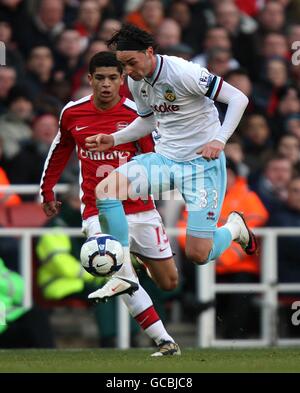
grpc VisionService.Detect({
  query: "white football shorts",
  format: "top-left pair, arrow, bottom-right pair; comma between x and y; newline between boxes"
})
82,209 -> 173,260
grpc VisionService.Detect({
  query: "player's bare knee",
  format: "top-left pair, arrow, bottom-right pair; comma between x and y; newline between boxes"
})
185,248 -> 210,265
193,257 -> 210,266
185,238 -> 213,265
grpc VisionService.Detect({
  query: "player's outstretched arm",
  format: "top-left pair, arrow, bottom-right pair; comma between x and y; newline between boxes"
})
85,114 -> 156,152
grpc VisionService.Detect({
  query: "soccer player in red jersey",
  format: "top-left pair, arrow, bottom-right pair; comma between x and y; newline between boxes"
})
40,51 -> 180,356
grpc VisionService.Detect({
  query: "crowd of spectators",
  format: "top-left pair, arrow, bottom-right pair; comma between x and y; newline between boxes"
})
0,0 -> 299,191
1,0 -> 300,343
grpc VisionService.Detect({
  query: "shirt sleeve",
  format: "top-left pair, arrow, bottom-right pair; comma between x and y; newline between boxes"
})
180,63 -> 223,100
113,114 -> 156,146
40,112 -> 75,203
127,77 -> 153,117
214,81 -> 249,144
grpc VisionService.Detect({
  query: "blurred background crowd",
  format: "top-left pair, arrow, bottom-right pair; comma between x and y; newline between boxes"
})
0,0 -> 300,349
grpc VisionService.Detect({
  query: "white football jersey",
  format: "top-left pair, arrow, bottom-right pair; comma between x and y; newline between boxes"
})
128,55 -> 223,161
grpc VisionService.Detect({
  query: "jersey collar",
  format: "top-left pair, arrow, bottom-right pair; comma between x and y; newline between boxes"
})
143,55 -> 163,87
90,95 -> 126,113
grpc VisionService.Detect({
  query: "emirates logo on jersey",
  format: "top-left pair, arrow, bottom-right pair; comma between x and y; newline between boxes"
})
80,148 -> 130,161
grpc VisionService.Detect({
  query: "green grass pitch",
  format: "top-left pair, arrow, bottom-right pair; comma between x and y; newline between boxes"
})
0,348 -> 300,373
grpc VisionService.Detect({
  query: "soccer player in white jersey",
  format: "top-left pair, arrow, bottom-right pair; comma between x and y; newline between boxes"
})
86,24 -> 257,303
41,51 -> 180,356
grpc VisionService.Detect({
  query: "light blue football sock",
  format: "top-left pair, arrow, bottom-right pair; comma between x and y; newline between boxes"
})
96,199 -> 129,247
207,227 -> 232,261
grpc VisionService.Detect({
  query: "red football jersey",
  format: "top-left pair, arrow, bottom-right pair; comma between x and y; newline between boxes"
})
40,95 -> 155,220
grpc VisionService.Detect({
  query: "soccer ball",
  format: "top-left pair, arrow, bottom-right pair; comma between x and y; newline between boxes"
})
80,234 -> 123,277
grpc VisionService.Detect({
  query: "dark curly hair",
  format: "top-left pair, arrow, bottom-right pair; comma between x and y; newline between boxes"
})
88,51 -> 123,75
107,23 -> 157,51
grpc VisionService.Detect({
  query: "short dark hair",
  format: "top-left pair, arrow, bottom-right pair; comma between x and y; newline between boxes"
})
7,85 -> 34,106
107,23 -> 157,51
88,51 -> 123,75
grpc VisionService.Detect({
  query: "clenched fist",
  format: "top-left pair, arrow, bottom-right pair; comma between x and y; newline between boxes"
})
85,134 -> 114,152
42,201 -> 62,217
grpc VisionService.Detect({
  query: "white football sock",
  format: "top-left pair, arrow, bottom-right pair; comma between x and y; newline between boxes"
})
122,285 -> 174,345
222,222 -> 240,241
144,321 -> 174,345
